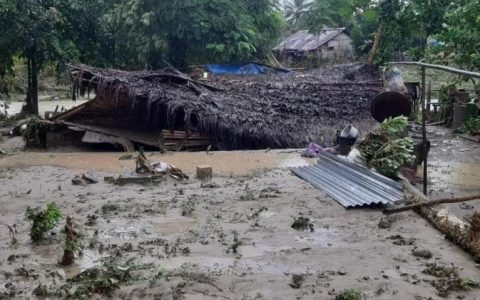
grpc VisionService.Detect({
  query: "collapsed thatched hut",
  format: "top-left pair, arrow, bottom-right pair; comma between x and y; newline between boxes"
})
44,63 -> 382,151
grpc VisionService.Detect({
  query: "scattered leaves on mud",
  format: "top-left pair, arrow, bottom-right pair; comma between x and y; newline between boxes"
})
422,263 -> 480,298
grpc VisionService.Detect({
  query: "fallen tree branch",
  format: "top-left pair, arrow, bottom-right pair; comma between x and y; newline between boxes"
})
384,194 -> 480,215
398,180 -> 480,261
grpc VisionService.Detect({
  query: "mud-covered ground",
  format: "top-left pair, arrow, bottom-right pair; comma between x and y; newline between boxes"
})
426,125 -> 480,221
1,143 -> 480,299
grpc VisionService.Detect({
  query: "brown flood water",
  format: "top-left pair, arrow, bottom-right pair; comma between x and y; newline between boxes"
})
0,150 -> 313,176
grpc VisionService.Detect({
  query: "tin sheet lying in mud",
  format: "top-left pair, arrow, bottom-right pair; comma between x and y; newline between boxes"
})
291,152 -> 404,208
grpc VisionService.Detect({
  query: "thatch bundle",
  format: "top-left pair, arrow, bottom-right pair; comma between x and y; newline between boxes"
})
62,63 -> 382,150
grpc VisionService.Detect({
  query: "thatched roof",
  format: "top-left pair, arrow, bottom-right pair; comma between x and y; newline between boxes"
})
57,63 -> 382,150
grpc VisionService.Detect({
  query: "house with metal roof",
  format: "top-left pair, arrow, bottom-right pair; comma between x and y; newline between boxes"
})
273,27 -> 354,67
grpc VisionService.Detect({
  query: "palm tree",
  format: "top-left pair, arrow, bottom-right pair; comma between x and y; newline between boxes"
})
284,0 -> 313,27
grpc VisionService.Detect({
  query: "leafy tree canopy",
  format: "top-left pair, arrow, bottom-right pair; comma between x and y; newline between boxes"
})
429,0 -> 480,70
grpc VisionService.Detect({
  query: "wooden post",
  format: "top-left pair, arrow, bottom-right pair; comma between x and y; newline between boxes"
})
427,81 -> 432,117
421,66 -> 428,195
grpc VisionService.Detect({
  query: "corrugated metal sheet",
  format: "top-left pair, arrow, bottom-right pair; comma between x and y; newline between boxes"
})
274,28 -> 345,51
291,152 -> 404,208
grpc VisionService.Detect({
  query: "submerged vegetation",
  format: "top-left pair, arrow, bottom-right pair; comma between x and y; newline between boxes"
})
25,202 -> 62,242
68,260 -> 136,297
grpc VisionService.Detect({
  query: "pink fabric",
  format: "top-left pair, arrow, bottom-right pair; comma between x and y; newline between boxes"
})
302,143 -> 338,157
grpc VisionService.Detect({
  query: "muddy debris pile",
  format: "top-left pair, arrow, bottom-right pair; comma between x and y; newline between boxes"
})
422,263 -> 480,297
104,150 -> 189,185
291,216 -> 314,232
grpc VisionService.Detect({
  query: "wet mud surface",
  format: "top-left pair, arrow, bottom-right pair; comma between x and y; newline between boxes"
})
0,160 -> 479,299
426,126 -> 480,220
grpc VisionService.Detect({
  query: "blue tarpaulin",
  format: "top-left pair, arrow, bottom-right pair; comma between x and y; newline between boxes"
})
205,62 -> 290,75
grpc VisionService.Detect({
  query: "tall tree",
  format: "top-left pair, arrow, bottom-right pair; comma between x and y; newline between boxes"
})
305,0 -> 372,30
431,0 -> 480,70
113,0 -> 285,70
0,0 -> 63,114
284,0 -> 312,29
367,0 -> 452,65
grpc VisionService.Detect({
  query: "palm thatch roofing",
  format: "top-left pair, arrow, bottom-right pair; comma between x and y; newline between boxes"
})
54,63 -> 382,150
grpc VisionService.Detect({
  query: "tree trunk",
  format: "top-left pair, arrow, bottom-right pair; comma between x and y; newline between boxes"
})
367,21 -> 386,66
72,80 -> 77,101
26,47 -> 32,110
31,43 -> 39,115
168,37 -> 188,71
24,43 -> 39,115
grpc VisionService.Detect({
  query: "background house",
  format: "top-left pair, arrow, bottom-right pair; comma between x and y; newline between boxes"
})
273,27 -> 354,68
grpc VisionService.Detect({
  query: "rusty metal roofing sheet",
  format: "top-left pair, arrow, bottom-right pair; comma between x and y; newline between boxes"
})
291,152 -> 404,208
274,28 -> 345,51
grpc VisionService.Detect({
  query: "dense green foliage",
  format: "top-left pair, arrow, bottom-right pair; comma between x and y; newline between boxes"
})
109,0 -> 285,69
290,0 -> 461,63
0,0 -> 65,113
429,0 -> 480,70
458,116 -> 480,135
0,0 -> 285,112
25,202 -> 62,242
1,0 -> 480,113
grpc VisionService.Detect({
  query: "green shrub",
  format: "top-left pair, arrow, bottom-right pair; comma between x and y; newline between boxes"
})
25,203 -> 62,241
336,289 -> 363,300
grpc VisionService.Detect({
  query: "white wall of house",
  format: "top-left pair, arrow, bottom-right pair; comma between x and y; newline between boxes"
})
318,33 -> 354,62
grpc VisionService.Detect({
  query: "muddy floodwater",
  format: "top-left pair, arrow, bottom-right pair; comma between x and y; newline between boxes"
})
0,150 -> 311,176
1,131 -> 480,299
0,99 -> 89,117
426,126 -> 480,220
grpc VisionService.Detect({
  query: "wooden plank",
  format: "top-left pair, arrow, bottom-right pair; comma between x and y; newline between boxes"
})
162,130 -> 211,141
164,140 -> 211,147
60,121 -> 165,151
82,131 -> 135,152
459,134 -> 480,143
52,101 -> 90,121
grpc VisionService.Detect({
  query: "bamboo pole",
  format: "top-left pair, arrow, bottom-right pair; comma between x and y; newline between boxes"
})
388,61 -> 480,79
383,194 -> 480,215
